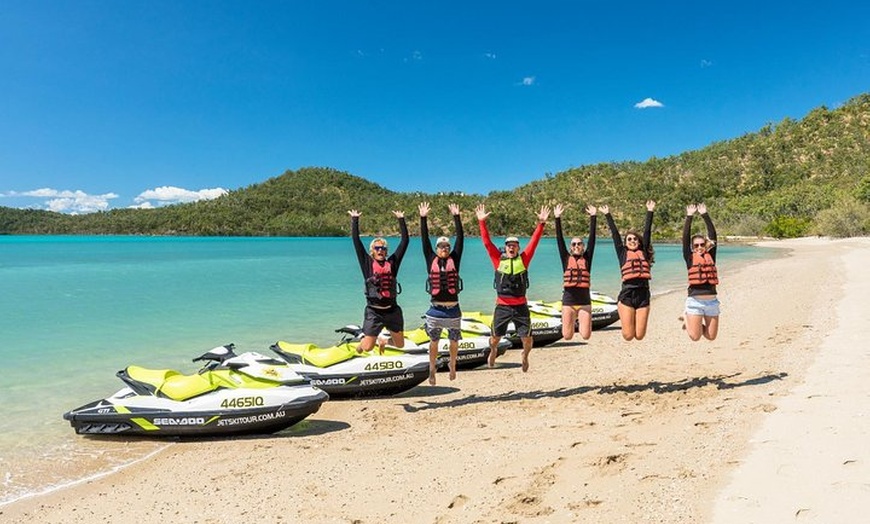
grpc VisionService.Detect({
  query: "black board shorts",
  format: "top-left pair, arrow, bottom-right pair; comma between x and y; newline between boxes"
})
362,304 -> 404,336
492,303 -> 531,338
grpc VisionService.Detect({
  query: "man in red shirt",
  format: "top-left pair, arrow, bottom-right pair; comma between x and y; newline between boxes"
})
475,203 -> 550,372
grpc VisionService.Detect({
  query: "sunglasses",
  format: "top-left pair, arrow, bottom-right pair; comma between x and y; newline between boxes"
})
437,244 -> 450,249
625,237 -> 639,242
373,246 -> 387,252
693,242 -> 706,248
570,242 -> 584,246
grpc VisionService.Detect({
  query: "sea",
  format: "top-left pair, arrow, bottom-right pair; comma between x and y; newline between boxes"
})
0,235 -> 774,505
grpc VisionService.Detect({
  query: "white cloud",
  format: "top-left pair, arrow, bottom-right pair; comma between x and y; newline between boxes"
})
2,185 -> 227,213
1,188 -> 119,214
133,186 -> 228,207
404,50 -> 423,63
521,76 -> 535,86
634,97 -> 664,109
700,59 -> 713,68
484,52 -> 497,59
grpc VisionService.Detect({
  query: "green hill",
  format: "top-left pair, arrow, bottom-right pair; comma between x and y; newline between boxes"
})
3,93 -> 870,238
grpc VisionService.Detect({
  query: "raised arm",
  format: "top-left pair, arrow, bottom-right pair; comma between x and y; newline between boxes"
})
349,210 -> 370,272
553,204 -> 569,268
419,202 -> 433,261
682,204 -> 697,265
450,204 -> 464,261
601,204 -> 624,252
643,200 -> 656,247
585,205 -> 597,268
521,205 -> 551,265
392,211 -> 409,265
698,203 -> 717,260
475,203 -> 501,266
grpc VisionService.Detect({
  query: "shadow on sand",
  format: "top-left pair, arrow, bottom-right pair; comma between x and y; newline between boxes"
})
399,371 -> 789,413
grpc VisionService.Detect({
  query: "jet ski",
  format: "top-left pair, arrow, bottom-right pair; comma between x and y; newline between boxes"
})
63,345 -> 329,437
400,325 -> 511,371
270,329 -> 430,398
528,291 -> 620,331
589,291 -> 621,329
461,311 -> 563,348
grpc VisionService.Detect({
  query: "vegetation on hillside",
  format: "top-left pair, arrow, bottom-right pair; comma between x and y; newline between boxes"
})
3,93 -> 869,238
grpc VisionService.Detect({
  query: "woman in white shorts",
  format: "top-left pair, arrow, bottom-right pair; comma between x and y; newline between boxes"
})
682,203 -> 720,341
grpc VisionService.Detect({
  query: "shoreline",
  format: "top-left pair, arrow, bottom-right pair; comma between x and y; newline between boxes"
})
2,237 -> 866,523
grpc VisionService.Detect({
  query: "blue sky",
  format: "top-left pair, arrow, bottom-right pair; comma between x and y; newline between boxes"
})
1,1 -> 868,213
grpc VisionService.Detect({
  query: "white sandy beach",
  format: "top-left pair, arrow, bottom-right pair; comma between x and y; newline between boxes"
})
2,237 -> 868,524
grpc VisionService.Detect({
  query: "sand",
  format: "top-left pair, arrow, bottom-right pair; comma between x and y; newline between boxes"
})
2,237 -> 868,524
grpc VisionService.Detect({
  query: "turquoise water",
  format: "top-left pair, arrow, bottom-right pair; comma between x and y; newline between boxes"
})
0,235 -> 773,503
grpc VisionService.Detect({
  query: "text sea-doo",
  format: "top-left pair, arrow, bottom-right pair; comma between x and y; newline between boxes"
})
270,330 -> 430,398
63,345 -> 329,437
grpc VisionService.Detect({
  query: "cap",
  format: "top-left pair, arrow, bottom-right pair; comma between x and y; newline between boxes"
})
435,236 -> 451,246
505,236 -> 520,244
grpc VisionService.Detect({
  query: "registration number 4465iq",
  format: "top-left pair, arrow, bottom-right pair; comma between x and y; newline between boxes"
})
220,396 -> 264,408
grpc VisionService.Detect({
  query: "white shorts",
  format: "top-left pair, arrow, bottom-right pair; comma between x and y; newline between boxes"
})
685,296 -> 720,317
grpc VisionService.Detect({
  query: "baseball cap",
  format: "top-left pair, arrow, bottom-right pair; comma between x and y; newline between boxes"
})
505,236 -> 520,244
436,236 -> 451,246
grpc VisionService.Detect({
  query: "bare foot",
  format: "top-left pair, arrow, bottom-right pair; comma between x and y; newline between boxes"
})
428,373 -> 436,386
449,366 -> 457,381
377,336 -> 387,355
522,355 -> 530,372
487,349 -> 497,368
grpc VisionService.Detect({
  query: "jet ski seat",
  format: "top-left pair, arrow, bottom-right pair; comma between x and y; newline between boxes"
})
119,366 -> 217,401
274,341 -> 355,368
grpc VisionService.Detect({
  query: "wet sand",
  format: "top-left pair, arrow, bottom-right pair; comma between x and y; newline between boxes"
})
2,237 -> 867,523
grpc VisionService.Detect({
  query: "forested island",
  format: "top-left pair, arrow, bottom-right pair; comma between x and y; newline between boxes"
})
3,94 -> 869,239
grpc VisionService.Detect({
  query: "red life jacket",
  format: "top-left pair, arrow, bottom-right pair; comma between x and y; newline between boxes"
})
365,260 -> 399,299
426,256 -> 462,298
621,249 -> 651,281
688,252 -> 719,286
563,255 -> 590,288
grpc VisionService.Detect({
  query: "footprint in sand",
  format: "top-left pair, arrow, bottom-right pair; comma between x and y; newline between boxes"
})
448,494 -> 469,509
593,453 -> 629,474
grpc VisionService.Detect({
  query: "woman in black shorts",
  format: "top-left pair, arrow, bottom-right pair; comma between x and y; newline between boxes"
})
602,200 -> 655,341
554,203 -> 597,341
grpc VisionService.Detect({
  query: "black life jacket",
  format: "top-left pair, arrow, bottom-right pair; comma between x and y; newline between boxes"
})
493,254 -> 529,297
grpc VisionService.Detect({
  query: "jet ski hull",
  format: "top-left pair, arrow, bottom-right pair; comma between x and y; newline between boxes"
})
590,299 -> 620,330
301,369 -> 429,398
64,386 -> 328,437
271,342 -> 430,398
401,329 -> 510,371
442,343 -> 508,370
525,292 -> 621,336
